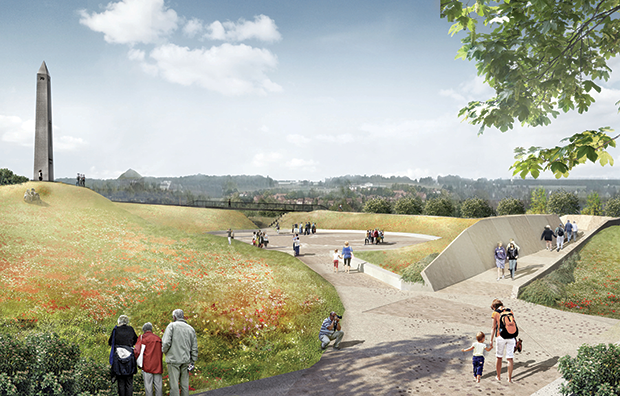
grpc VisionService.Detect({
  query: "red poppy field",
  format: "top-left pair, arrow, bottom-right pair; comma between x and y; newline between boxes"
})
0,182 -> 343,392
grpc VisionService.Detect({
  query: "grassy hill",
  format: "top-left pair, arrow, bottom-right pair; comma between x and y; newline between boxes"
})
0,182 -> 342,392
280,211 -> 478,274
115,202 -> 256,233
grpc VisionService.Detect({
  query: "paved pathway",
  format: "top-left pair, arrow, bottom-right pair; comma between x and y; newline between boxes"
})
199,229 -> 620,396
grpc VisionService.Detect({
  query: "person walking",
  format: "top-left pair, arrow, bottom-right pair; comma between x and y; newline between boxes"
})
572,220 -> 578,242
541,225 -> 556,251
227,228 -> 233,245
564,220 -> 573,243
134,322 -> 163,396
293,234 -> 300,256
341,241 -> 353,274
494,242 -> 506,280
108,315 -> 138,396
461,331 -> 493,383
555,223 -> 565,251
489,299 -> 517,383
162,309 -> 198,396
506,241 -> 519,280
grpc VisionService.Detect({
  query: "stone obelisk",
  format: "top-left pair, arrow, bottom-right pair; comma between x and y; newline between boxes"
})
33,61 -> 54,181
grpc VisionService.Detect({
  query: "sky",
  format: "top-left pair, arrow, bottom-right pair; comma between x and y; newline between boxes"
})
1,0 -> 620,181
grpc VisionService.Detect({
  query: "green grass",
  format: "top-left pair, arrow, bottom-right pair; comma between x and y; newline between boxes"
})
115,202 -> 256,233
0,182 -> 343,393
281,211 -> 478,275
520,226 -> 620,320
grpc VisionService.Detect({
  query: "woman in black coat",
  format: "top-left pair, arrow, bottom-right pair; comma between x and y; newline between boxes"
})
108,314 -> 138,396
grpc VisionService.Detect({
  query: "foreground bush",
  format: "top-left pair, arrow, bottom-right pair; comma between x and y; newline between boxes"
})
401,253 -> 439,284
0,332 -> 114,396
559,343 -> 620,395
519,254 -> 579,306
603,197 -> 620,217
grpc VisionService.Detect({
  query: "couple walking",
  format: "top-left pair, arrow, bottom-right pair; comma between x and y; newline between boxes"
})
494,240 -> 519,281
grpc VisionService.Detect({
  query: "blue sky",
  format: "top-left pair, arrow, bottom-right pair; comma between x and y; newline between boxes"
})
1,0 -> 620,181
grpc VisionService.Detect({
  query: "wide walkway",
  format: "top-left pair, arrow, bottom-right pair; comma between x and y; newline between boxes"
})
199,229 -> 620,396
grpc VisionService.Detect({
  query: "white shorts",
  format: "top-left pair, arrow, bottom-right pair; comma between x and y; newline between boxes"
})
495,336 -> 515,359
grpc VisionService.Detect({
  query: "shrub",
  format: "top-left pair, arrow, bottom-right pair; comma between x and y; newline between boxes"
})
0,168 -> 29,185
528,187 -> 547,214
460,198 -> 494,218
559,343 -> 620,396
547,190 -> 580,216
519,254 -> 579,306
424,197 -> 455,217
496,198 -> 526,216
393,196 -> 423,215
603,197 -> 620,217
581,192 -> 602,216
363,198 -> 393,214
401,253 -> 439,284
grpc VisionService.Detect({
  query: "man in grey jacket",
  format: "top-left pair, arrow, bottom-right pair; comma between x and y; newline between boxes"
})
162,309 -> 198,396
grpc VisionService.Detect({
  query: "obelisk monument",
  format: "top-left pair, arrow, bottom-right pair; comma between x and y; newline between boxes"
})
33,61 -> 54,181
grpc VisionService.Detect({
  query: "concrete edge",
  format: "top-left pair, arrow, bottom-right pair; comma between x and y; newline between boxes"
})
352,258 -> 431,292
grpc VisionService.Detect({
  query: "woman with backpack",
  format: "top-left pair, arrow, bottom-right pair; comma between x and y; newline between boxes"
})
108,315 -> 138,396
489,299 -> 517,383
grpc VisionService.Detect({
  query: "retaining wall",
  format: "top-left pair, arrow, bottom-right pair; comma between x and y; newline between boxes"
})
421,214 -> 561,291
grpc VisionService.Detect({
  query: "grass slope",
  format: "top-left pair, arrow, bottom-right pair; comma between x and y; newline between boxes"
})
0,183 -> 342,392
280,211 -> 478,274
115,202 -> 256,233
521,226 -> 620,321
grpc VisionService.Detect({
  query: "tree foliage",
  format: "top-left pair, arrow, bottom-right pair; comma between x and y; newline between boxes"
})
528,187 -> 548,214
424,197 -> 455,217
496,197 -> 526,216
0,168 -> 29,185
363,198 -> 393,214
603,197 -> 620,217
393,196 -> 424,215
547,190 -> 580,215
460,198 -> 494,218
581,191 -> 602,215
441,0 -> 620,178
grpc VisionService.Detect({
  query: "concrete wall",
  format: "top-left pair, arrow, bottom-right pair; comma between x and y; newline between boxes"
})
421,214 -> 561,291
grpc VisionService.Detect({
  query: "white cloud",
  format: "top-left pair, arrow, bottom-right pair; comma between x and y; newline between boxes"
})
144,43 -> 282,95
286,134 -> 311,146
259,125 -> 270,133
205,15 -> 281,43
286,158 -> 317,171
0,115 -> 84,151
252,152 -> 282,167
183,18 -> 204,38
315,133 -> 355,143
78,0 -> 179,45
127,48 -> 145,61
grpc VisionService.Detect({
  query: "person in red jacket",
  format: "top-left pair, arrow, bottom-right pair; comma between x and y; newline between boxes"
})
134,322 -> 163,396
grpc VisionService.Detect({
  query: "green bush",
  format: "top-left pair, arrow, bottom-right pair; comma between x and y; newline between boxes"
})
0,332 -> 114,396
401,253 -> 439,284
519,254 -> 579,306
393,197 -> 423,215
363,198 -> 393,214
603,197 -> 620,217
547,190 -> 580,216
496,198 -> 526,216
559,343 -> 620,396
0,168 -> 29,185
424,197 -> 455,217
581,192 -> 602,216
460,198 -> 494,218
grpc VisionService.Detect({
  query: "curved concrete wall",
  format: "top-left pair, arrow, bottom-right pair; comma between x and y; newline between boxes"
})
421,214 -> 561,291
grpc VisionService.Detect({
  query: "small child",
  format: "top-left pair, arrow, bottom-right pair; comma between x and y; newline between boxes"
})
332,249 -> 342,273
461,331 -> 493,383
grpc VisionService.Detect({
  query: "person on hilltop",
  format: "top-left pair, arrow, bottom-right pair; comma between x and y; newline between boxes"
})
319,311 -> 344,350
541,225 -> 556,251
134,322 -> 163,396
227,228 -> 234,245
494,242 -> 506,281
108,315 -> 138,396
38,169 -> 42,181
162,309 -> 198,396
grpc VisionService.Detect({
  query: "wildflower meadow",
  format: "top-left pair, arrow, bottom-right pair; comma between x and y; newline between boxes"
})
0,182 -> 342,392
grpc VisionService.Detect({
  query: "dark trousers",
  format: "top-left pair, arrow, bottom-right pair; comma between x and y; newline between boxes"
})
117,375 -> 134,396
472,356 -> 485,377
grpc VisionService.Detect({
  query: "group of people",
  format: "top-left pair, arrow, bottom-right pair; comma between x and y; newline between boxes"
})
332,241 -> 354,273
364,229 -> 384,245
292,222 -> 316,235
23,188 -> 41,203
252,230 -> 269,248
76,173 -> 86,187
461,299 -> 520,383
541,220 -> 578,252
493,239 -> 520,281
109,309 -> 198,396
